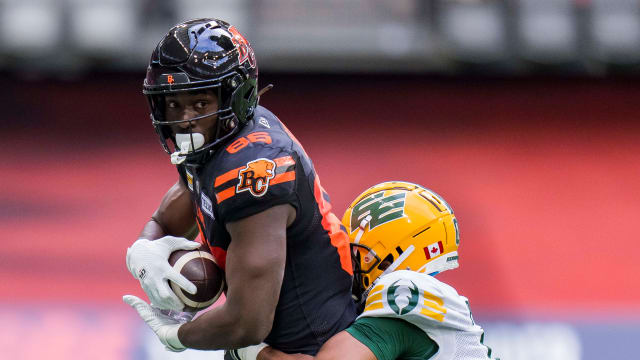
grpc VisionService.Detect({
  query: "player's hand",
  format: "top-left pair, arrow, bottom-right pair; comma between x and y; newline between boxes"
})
126,236 -> 200,310
123,295 -> 186,352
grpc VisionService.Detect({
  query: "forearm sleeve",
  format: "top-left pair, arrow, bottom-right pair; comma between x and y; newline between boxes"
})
345,317 -> 438,360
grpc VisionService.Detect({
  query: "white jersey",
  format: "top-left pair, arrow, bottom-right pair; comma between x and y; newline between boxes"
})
358,270 -> 493,360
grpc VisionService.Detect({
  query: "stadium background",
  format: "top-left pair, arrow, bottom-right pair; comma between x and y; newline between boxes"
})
1,1 -> 639,359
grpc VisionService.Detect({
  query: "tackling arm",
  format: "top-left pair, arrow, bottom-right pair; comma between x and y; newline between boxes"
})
313,332 -> 376,360
251,331 -> 375,360
177,203 -> 294,349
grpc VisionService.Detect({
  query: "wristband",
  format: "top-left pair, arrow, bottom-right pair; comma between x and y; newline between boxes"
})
236,342 -> 268,360
164,325 -> 186,352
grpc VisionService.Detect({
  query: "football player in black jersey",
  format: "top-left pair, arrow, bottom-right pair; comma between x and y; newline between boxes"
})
123,19 -> 356,355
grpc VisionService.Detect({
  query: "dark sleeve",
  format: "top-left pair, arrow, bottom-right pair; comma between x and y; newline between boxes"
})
345,317 -> 439,360
213,146 -> 298,224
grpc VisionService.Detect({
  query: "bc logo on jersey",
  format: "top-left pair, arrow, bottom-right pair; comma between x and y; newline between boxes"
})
349,192 -> 407,233
237,158 -> 276,197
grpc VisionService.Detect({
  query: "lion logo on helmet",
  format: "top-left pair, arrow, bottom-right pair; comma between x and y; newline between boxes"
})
229,26 -> 256,68
237,158 -> 276,197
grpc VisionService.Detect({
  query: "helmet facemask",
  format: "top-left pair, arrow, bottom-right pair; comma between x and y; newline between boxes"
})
147,81 -> 241,165
350,242 -> 382,304
143,18 -> 259,165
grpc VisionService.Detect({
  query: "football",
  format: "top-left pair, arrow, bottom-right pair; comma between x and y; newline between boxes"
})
168,243 -> 225,312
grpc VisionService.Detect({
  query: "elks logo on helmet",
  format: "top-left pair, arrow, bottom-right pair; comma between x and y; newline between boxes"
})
349,192 -> 407,233
237,158 -> 276,197
228,26 -> 256,68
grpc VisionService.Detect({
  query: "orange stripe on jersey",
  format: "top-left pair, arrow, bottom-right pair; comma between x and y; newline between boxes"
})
271,171 -> 295,185
195,207 -> 206,239
215,156 -> 296,203
281,123 -> 310,159
195,208 -> 226,270
313,176 -> 353,275
274,155 -> 295,167
210,246 -> 227,271
215,158 -> 292,188
216,187 -> 236,203
214,166 -> 244,187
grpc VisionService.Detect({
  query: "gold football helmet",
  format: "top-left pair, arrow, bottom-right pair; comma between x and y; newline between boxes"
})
342,181 -> 459,300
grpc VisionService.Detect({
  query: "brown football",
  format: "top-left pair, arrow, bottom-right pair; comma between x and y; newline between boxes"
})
168,243 -> 225,312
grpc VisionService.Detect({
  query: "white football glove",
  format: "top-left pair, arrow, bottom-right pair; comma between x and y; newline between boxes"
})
226,343 -> 268,360
123,295 -> 186,352
126,236 -> 201,310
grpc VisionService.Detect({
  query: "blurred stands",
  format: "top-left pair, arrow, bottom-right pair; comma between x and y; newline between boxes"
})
515,0 -> 580,66
1,0 -> 640,75
1,2 -> 639,359
439,0 -> 509,65
588,0 -> 640,65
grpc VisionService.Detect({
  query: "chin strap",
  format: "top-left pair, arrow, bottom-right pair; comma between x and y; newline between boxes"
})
356,245 -> 416,307
379,244 -> 415,278
257,84 -> 273,98
170,152 -> 187,165
353,215 -> 372,245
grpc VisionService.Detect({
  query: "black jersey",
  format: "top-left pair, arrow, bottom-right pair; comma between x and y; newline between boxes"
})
177,106 -> 356,354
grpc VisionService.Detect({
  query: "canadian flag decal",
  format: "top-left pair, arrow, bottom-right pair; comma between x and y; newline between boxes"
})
424,241 -> 444,259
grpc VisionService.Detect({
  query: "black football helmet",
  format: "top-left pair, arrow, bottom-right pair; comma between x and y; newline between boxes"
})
143,18 -> 259,164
